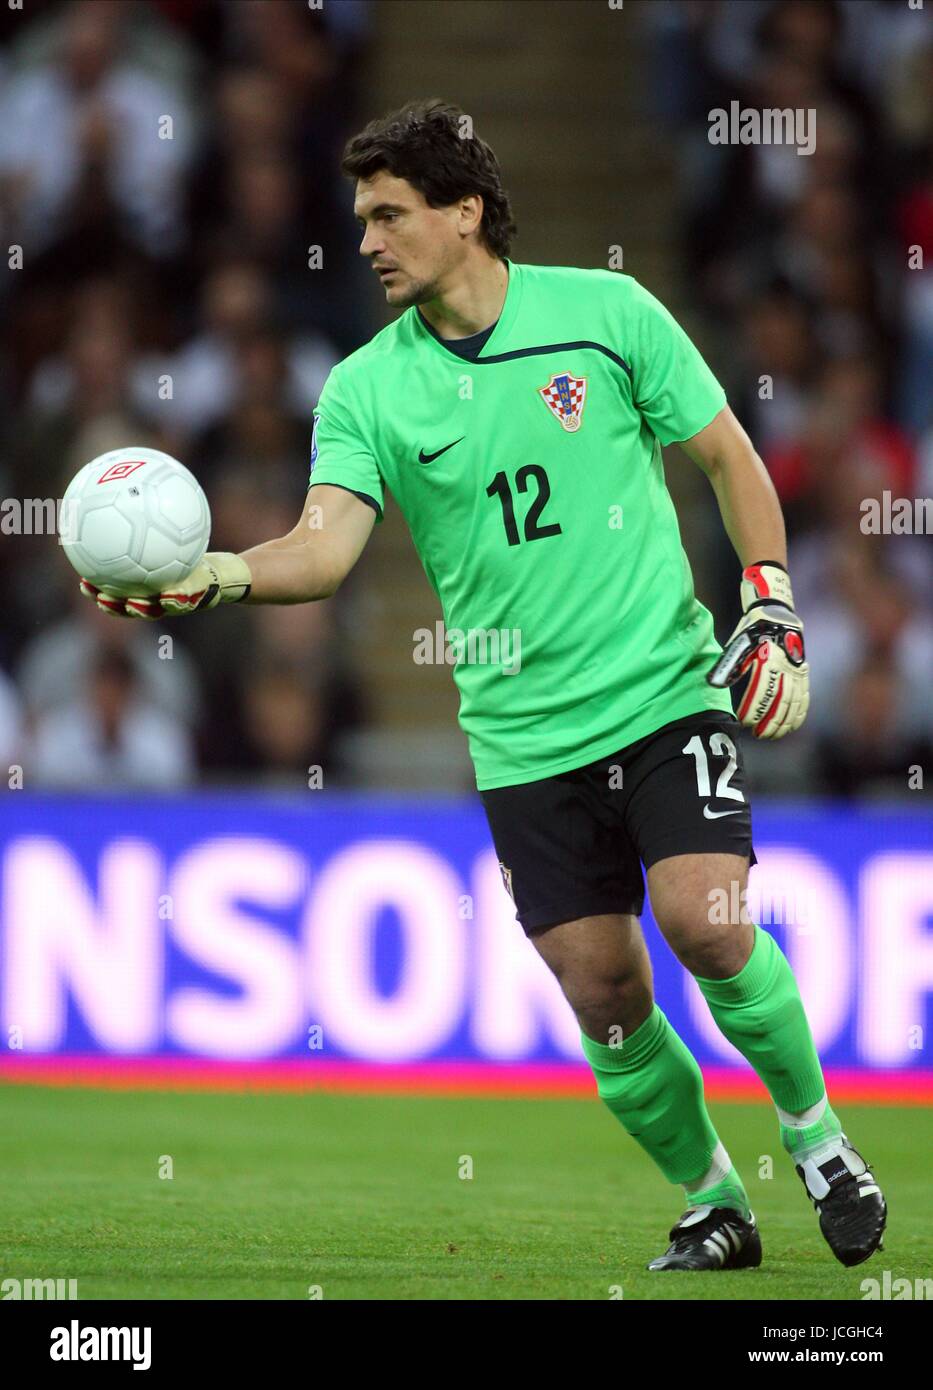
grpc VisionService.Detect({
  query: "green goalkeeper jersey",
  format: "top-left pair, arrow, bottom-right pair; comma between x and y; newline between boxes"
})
308,261 -> 734,789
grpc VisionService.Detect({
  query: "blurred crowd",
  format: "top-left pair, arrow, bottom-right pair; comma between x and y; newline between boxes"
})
646,0 -> 933,799
0,0 -> 930,802
0,0 -> 373,791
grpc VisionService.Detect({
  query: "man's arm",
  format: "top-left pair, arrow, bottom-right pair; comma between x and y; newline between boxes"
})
678,405 -> 809,739
240,484 -> 376,604
678,405 -> 786,569
81,483 -> 376,618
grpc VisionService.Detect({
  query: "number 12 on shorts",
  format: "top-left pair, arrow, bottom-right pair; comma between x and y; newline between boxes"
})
682,732 -> 745,802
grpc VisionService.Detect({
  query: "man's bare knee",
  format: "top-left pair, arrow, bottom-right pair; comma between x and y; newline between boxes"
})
647,853 -> 754,979
530,913 -> 654,1043
567,974 -> 654,1045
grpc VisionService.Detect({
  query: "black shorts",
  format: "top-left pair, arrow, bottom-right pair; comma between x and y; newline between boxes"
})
479,709 -> 757,934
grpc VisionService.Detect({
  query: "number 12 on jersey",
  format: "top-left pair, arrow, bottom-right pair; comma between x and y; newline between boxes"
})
486,466 -> 562,546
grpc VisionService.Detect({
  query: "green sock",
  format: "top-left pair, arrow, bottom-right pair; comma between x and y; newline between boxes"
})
696,925 -> 834,1154
777,1096 -> 844,1161
581,1005 -> 750,1218
683,1149 -> 751,1218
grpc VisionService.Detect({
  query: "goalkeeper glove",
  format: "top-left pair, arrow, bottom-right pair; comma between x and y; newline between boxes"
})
707,560 -> 809,739
80,552 -> 252,620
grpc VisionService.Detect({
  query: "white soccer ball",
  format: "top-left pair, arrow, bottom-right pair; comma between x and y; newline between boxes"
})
59,447 -> 211,596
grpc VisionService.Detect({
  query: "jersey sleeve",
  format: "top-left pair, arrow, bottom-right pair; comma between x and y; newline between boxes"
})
307,369 -> 385,519
623,278 -> 727,446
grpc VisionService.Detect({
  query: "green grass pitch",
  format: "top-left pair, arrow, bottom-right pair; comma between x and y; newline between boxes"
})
1,1085 -> 928,1300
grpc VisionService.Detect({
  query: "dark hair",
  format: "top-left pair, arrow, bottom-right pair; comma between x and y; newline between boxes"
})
341,99 -> 516,259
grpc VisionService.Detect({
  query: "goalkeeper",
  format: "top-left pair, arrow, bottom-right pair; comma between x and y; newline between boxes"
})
81,99 -> 885,1273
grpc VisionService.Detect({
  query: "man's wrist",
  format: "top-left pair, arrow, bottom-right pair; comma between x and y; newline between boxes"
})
741,560 -> 794,613
207,552 -> 252,604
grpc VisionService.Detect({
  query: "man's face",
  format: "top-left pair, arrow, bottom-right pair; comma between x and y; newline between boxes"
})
354,170 -> 476,308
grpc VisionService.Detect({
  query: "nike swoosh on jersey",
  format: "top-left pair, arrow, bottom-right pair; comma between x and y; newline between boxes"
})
418,438 -> 464,464
703,805 -> 744,819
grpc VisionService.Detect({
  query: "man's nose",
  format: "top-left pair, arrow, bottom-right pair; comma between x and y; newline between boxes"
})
359,226 -> 384,258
